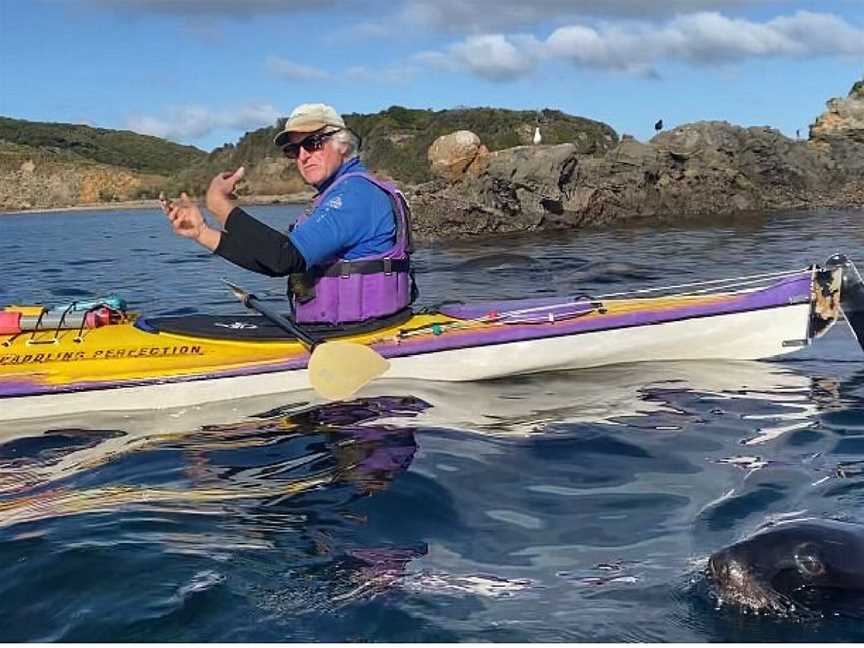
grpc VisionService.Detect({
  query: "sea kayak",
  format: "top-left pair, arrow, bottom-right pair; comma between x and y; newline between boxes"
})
0,255 -> 860,422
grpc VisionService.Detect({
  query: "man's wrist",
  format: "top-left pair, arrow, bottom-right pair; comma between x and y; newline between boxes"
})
195,225 -> 222,252
206,197 -> 235,224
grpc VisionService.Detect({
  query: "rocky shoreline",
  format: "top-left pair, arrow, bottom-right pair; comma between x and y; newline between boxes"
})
4,79 -> 862,241
0,192 -> 316,216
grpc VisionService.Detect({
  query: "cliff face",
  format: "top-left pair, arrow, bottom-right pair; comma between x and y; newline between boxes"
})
811,80 -> 864,143
0,146 -> 166,211
0,117 -> 204,211
809,79 -> 864,175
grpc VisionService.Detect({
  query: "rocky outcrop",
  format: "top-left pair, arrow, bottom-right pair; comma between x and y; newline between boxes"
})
408,113 -> 863,241
811,80 -> 864,143
409,143 -> 576,237
810,80 -> 864,175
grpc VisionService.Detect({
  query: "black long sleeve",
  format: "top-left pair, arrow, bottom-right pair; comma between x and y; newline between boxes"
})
214,207 -> 308,277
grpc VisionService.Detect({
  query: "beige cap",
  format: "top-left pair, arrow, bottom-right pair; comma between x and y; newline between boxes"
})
273,103 -> 346,146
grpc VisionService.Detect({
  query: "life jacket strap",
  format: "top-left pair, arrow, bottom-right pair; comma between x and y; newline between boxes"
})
315,258 -> 411,278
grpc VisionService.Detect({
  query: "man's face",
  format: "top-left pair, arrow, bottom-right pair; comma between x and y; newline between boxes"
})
289,130 -> 345,186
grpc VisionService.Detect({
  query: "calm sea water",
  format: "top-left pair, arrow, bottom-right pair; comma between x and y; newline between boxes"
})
1,205 -> 864,641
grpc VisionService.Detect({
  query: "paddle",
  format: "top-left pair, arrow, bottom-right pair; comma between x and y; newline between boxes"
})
223,280 -> 390,401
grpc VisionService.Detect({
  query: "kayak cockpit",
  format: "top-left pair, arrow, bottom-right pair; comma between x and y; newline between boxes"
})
135,308 -> 414,341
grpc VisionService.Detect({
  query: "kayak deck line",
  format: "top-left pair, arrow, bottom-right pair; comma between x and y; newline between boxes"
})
0,260 -> 854,421
588,266 -> 810,299
380,272 -> 812,348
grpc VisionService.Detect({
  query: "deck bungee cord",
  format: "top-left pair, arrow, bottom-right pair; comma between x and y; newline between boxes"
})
1,297 -> 127,344
591,266 -> 810,299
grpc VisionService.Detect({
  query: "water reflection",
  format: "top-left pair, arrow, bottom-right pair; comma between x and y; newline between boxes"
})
0,397 -> 424,530
363,360 -> 818,439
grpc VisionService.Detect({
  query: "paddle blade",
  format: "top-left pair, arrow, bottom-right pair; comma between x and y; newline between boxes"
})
308,341 -> 390,401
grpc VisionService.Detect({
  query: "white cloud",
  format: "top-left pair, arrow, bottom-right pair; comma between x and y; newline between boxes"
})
416,10 -> 864,81
400,0 -> 792,32
767,10 -> 864,55
545,24 -> 659,74
418,34 -> 542,81
265,56 -> 332,81
126,104 -> 281,142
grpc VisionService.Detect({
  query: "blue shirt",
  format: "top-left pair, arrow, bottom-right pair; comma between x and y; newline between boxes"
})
288,158 -> 396,268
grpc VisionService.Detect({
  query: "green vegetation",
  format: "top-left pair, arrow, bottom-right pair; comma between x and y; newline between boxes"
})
0,139 -> 96,172
348,106 -> 617,183
0,116 -> 206,174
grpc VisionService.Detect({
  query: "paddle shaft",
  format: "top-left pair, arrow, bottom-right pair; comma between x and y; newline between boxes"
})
241,294 -> 319,349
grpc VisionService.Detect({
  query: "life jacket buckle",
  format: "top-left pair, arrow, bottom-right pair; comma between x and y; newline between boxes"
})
383,258 -> 393,275
340,261 -> 351,279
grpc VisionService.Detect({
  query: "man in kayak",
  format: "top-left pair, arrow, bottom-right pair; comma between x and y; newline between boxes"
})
161,103 -> 414,325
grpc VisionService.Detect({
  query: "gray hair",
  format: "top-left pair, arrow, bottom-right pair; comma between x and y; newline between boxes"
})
329,128 -> 360,159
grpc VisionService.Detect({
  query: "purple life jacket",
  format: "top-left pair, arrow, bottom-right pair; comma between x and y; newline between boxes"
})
290,171 -> 415,324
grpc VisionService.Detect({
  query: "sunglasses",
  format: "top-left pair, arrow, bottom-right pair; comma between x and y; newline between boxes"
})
282,130 -> 340,159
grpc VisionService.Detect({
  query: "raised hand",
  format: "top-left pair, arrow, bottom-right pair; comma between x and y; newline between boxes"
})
205,166 -> 245,223
159,191 -> 206,240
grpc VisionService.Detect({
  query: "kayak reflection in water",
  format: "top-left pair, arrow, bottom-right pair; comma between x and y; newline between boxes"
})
0,396 -> 425,528
0,396 -> 438,614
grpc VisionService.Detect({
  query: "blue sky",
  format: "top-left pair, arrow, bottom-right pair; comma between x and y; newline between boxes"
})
1,0 -> 862,151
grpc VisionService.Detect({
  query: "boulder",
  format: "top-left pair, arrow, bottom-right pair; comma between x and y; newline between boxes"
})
427,130 -> 483,180
465,144 -> 491,177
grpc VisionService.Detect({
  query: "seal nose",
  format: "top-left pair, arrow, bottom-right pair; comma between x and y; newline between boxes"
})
709,555 -> 721,577
709,551 -> 732,582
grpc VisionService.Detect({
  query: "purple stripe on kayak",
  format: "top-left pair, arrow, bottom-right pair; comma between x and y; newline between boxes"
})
0,378 -> 45,396
377,274 -> 812,359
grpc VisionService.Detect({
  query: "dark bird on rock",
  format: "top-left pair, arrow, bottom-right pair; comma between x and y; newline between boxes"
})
654,119 -> 663,132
